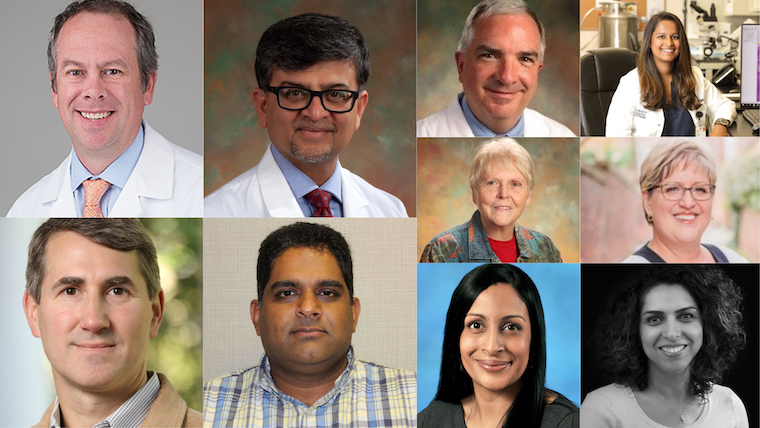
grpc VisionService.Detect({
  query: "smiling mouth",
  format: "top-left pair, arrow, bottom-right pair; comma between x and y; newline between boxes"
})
79,111 -> 113,121
494,206 -> 513,210
660,345 -> 686,354
476,360 -> 511,372
675,214 -> 696,221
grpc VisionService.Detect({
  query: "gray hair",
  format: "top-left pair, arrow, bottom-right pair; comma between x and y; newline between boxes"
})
48,0 -> 158,93
457,0 -> 546,61
469,138 -> 535,191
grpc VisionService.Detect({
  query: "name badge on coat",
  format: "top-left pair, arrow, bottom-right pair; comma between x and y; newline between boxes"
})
634,109 -> 647,119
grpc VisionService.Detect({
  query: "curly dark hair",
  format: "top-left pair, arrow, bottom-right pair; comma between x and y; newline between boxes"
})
594,265 -> 745,400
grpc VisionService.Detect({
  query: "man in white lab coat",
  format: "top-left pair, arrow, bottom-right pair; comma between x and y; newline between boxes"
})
204,13 -> 407,218
416,0 -> 576,138
6,0 -> 202,218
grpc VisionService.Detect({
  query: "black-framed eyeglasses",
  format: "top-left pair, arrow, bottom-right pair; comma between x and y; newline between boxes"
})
265,86 -> 360,113
652,183 -> 716,201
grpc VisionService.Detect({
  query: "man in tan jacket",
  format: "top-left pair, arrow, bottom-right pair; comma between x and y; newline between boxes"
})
23,219 -> 201,427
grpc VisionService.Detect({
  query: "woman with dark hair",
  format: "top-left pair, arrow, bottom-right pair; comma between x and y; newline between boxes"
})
419,264 -> 578,427
606,12 -> 735,137
581,265 -> 748,427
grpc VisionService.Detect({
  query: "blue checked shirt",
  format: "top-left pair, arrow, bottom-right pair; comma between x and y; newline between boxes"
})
203,347 -> 417,427
49,371 -> 160,428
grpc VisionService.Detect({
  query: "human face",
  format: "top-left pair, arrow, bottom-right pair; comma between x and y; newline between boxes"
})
472,161 -> 532,240
640,284 -> 703,378
252,247 -> 360,374
643,161 -> 713,247
456,14 -> 543,134
52,12 -> 155,164
649,20 -> 681,68
460,283 -> 531,395
22,232 -> 163,394
253,61 -> 369,171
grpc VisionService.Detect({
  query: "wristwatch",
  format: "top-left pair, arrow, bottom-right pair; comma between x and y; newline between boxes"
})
715,118 -> 730,127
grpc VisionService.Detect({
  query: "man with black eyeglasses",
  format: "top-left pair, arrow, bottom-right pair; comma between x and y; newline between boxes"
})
204,13 -> 408,218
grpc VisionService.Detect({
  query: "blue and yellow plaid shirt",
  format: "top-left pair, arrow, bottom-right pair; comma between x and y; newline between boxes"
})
203,347 -> 417,427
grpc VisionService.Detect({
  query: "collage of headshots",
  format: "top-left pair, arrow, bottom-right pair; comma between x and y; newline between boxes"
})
0,0 -> 758,427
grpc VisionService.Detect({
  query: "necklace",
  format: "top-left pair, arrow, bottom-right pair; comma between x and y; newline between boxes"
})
465,398 -> 508,428
652,390 -> 687,423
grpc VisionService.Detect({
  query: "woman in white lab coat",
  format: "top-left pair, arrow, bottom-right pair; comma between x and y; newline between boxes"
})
606,12 -> 736,137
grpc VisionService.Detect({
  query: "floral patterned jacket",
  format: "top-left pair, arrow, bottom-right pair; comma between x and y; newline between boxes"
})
420,210 -> 562,263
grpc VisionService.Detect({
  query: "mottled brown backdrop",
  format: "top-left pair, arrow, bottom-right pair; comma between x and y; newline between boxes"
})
417,0 -> 580,135
204,0 -> 417,215
417,138 -> 580,262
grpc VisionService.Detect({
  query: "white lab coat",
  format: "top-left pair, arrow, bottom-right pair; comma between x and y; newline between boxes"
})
204,145 -> 408,218
6,122 -> 203,217
416,95 -> 577,137
606,66 -> 737,137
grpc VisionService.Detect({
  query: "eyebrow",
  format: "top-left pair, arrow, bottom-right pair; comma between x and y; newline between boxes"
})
642,306 -> 698,316
278,81 -> 352,91
59,59 -> 130,70
466,313 -> 526,322
268,279 -> 346,292
51,275 -> 136,289
476,44 -> 539,59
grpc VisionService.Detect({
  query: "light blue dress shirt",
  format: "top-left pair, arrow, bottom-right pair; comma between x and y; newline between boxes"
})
460,93 -> 525,137
270,145 -> 344,217
70,125 -> 144,217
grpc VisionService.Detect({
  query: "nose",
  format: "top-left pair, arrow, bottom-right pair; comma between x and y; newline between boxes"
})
482,327 -> 505,355
297,292 -> 322,319
496,184 -> 509,199
79,294 -> 110,332
82,73 -> 106,100
496,58 -> 518,85
663,319 -> 681,340
302,92 -> 330,121
679,189 -> 696,208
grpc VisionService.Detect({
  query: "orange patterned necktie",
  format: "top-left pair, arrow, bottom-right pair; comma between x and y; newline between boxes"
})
305,189 -> 333,217
82,178 -> 111,218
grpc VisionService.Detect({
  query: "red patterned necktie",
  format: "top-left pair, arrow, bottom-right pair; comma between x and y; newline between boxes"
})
305,189 -> 334,217
82,178 -> 111,218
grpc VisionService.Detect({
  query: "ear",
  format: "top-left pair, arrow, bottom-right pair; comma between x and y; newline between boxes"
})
525,189 -> 532,207
23,291 -> 41,338
149,289 -> 164,338
471,185 -> 478,205
536,61 -> 544,73
51,72 -> 59,109
252,88 -> 268,129
353,90 -> 369,131
251,299 -> 261,336
455,51 -> 465,84
641,190 -> 653,221
351,297 -> 361,333
142,72 -> 157,106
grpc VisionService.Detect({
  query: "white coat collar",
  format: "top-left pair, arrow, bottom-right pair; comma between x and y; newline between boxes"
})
45,121 -> 175,217
258,146 -> 305,217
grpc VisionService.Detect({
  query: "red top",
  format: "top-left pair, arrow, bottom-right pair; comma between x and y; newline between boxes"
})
488,236 -> 518,262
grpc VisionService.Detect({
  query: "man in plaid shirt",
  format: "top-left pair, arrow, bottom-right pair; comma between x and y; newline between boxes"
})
203,222 -> 416,427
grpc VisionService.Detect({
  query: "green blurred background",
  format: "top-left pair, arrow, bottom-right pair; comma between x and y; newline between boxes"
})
142,218 -> 203,412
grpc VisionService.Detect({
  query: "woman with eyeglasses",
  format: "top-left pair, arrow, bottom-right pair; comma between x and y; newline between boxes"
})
622,140 -> 747,263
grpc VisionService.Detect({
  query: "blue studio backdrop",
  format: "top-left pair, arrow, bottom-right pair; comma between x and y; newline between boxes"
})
417,263 -> 581,413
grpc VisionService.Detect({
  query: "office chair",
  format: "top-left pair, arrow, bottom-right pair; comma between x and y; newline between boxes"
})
580,48 -> 638,136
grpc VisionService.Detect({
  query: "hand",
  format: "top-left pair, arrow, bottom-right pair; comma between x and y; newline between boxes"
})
710,124 -> 728,137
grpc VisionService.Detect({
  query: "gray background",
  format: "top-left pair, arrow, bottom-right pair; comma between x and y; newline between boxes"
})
0,0 -> 203,215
